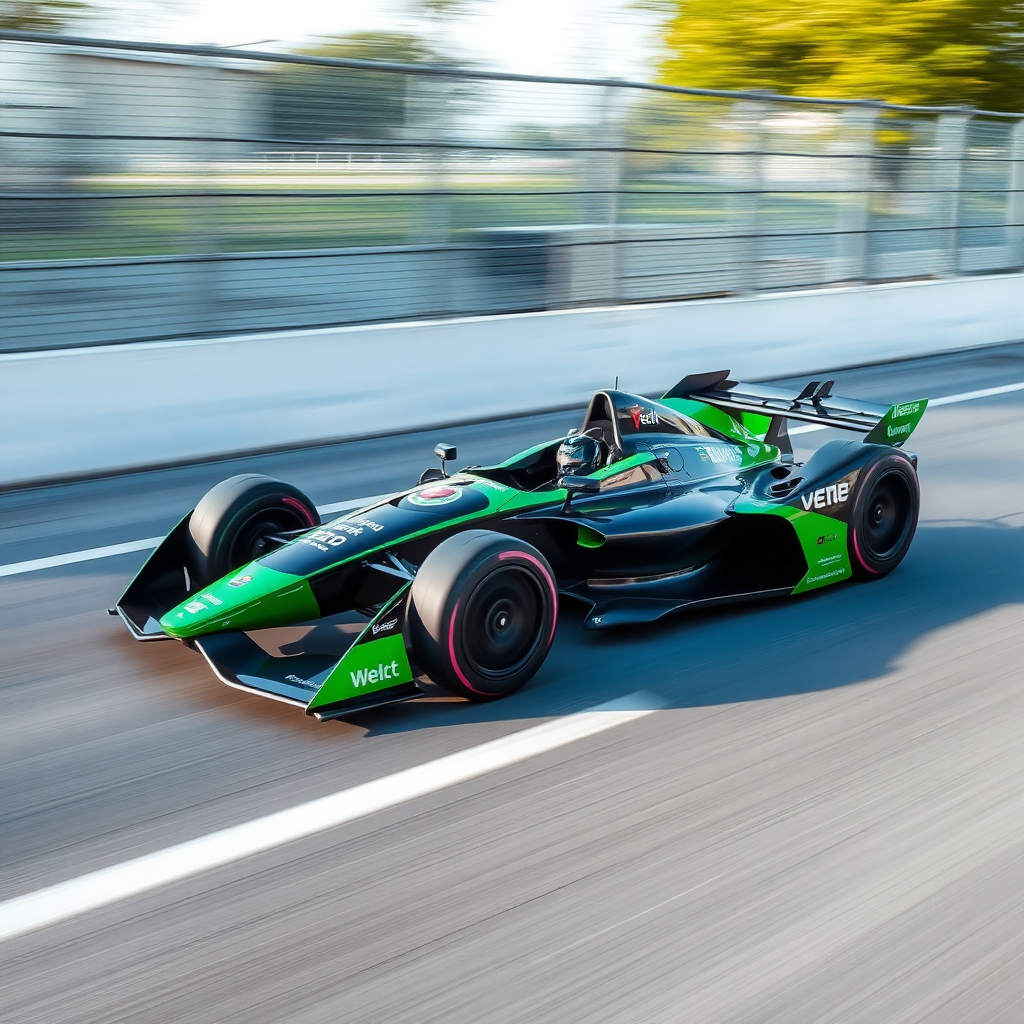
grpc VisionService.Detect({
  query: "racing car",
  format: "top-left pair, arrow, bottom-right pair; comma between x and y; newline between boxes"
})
115,371 -> 927,721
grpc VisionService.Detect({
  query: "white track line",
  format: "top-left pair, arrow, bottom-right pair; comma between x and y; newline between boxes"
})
4,379 -> 1024,580
317,492 -> 392,516
0,694 -> 657,943
928,380 -> 1024,405
0,493 -> 390,579
789,379 -> 1024,435
0,536 -> 167,578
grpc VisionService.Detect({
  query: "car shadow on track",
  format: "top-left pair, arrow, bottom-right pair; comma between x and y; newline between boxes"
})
354,520 -> 1024,736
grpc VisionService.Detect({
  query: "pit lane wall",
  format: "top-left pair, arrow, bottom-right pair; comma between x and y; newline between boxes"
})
3,273 -> 1023,487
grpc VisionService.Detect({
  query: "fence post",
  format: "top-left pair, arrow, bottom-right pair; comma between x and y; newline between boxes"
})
726,100 -> 765,293
1008,118 -> 1024,269
408,72 -> 454,316
600,82 -> 624,303
934,111 -> 970,275
837,105 -> 878,282
577,82 -> 623,304
189,56 -> 225,331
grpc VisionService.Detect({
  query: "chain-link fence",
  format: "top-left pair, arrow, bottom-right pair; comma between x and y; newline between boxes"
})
2,31 -> 1023,352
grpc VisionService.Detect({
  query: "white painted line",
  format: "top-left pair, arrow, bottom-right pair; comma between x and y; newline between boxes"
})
0,694 -> 657,943
0,537 -> 166,578
0,493 -> 391,579
4,378 -> 1024,580
317,492 -> 391,516
927,380 -> 1024,406
789,379 -> 1024,435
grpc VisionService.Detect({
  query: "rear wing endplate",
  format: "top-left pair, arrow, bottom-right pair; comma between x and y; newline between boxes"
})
664,370 -> 927,451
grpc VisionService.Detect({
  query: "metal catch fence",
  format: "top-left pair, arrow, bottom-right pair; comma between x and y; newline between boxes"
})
2,30 -> 1023,351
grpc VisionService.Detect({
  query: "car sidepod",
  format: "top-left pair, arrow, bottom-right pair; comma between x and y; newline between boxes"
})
735,440 -> 918,594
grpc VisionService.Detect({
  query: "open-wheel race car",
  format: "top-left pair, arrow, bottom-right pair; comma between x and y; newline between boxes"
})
115,371 -> 928,720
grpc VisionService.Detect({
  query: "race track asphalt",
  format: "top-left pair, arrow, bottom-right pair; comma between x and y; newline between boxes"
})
1,344 -> 1023,1023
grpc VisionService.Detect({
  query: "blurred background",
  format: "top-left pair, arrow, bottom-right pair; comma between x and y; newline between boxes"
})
2,0 -> 1022,351
4,5 -> 1024,1022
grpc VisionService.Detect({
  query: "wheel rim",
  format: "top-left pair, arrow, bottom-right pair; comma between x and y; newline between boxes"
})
229,506 -> 310,567
862,471 -> 913,560
461,566 -> 545,681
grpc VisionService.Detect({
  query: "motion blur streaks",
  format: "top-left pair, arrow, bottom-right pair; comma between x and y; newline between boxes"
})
2,32 -> 1022,351
0,346 -> 1022,1022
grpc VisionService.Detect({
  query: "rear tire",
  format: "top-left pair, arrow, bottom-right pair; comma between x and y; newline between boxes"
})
848,452 -> 919,579
187,474 -> 320,586
409,531 -> 558,701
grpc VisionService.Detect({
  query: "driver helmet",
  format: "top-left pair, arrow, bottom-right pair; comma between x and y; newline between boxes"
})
556,433 -> 602,479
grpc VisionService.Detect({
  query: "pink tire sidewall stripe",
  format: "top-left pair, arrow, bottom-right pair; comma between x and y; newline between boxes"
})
498,550 -> 559,646
446,552 -> 559,694
850,461 -> 911,576
850,526 -> 882,575
280,495 -> 317,526
446,598 -> 484,694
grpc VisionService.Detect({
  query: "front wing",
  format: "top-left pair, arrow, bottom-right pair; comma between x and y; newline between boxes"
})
118,525 -> 426,718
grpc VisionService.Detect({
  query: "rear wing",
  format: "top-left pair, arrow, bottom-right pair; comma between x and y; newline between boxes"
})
664,370 -> 927,452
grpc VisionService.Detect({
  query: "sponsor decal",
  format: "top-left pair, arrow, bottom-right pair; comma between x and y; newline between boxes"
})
894,401 -> 922,418
184,600 -> 206,614
408,485 -> 462,507
351,517 -> 384,532
285,673 -> 317,690
200,592 -> 222,606
695,445 -> 744,466
887,423 -> 913,438
228,574 -> 253,588
627,405 -> 660,430
804,568 -> 847,585
473,477 -> 509,492
817,534 -> 838,545
333,522 -> 366,537
351,659 -> 402,688
300,527 -> 350,552
817,552 -> 843,568
799,481 -> 850,511
371,616 -> 399,636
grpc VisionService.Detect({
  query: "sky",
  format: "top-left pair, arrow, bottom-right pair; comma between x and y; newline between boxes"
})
102,0 -> 662,82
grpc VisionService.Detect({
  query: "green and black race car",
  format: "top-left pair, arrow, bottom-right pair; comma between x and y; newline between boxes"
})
116,371 -> 927,721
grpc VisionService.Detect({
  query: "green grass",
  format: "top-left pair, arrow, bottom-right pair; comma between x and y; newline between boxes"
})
0,175 -> 874,262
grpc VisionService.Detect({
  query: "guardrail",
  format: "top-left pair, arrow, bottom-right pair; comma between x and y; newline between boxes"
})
3,274 -> 1022,488
1,31 -> 1023,352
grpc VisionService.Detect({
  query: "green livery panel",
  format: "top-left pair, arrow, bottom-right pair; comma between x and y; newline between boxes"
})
864,399 -> 929,445
307,585 -> 415,713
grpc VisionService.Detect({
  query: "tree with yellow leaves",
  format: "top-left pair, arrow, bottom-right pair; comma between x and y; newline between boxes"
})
653,0 -> 1024,111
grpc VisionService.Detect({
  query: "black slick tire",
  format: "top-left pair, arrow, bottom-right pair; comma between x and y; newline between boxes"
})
187,474 -> 320,586
848,452 -> 920,579
409,530 -> 558,701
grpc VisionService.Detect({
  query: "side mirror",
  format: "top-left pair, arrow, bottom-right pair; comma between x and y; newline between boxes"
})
432,443 -> 457,478
560,474 -> 600,512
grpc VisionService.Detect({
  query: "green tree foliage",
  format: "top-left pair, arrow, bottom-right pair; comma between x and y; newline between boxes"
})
655,0 -> 1024,111
416,0 -> 487,16
269,32 -> 442,143
0,0 -> 88,30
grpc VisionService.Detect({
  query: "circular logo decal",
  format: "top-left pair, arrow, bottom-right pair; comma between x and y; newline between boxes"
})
408,485 -> 462,507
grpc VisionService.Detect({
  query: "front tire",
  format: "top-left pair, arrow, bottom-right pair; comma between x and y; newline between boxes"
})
409,531 -> 558,701
187,474 -> 320,585
848,452 -> 919,579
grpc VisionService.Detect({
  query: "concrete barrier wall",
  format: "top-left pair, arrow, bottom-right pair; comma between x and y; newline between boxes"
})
3,272 -> 1023,487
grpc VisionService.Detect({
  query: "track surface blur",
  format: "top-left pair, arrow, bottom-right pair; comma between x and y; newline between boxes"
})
2,345 -> 1023,1023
